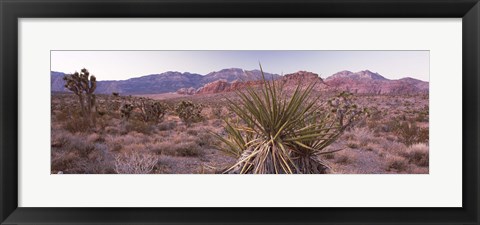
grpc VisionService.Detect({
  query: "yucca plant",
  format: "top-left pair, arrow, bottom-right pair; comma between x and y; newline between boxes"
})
214,65 -> 363,174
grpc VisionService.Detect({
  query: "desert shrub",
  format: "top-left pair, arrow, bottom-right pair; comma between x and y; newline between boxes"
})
214,66 -> 366,174
157,121 -> 177,131
55,111 -> 69,122
77,144 -> 115,174
86,133 -> 105,143
63,114 -> 90,133
110,143 -> 123,152
175,142 -> 204,157
393,121 -> 429,146
346,127 -> 376,148
335,155 -> 352,165
186,129 -> 198,136
114,151 -> 158,174
386,155 -> 408,172
51,151 -> 80,173
51,132 -> 72,148
401,143 -> 429,167
415,111 -> 429,122
175,101 -> 203,126
196,131 -> 217,147
347,142 -> 359,149
209,106 -> 224,119
69,140 -> 96,158
158,141 -> 204,157
52,137 -> 114,174
124,120 -> 154,135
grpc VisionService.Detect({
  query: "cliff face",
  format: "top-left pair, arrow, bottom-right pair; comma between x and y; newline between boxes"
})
195,80 -> 264,94
194,71 -> 326,95
176,87 -> 197,95
53,68 -> 428,95
324,70 -> 428,94
52,68 -> 280,95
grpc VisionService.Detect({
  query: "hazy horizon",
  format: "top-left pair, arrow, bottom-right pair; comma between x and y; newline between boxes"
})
51,50 -> 429,82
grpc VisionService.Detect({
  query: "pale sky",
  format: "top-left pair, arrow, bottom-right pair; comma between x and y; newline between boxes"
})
51,51 -> 429,81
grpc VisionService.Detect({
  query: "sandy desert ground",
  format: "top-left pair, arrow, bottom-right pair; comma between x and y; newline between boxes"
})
51,88 -> 429,174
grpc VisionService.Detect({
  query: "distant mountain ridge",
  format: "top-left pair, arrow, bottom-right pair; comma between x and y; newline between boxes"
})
326,70 -> 387,81
324,70 -> 428,94
51,68 -> 279,94
51,68 -> 428,95
195,71 -> 327,94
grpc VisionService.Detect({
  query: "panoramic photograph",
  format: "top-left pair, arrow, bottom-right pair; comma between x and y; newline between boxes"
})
51,50 -> 429,174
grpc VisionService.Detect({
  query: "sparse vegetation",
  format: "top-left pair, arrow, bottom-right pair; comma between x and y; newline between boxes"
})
213,66 -> 366,174
63,68 -> 97,126
175,100 -> 203,126
51,67 -> 429,174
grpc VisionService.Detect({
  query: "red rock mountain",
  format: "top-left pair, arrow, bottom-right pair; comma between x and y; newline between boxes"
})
195,71 -> 326,94
324,70 -> 428,94
192,70 -> 428,95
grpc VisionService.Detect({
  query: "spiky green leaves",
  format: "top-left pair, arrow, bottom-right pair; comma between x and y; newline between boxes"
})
216,65 -> 363,174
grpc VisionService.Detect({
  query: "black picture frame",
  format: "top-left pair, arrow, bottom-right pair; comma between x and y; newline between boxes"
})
1,0 -> 479,224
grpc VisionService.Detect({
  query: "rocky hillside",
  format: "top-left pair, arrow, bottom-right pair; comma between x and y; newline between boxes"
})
51,71 -> 68,92
195,71 -> 326,94
202,68 -> 279,83
324,70 -> 428,94
51,68 -> 279,94
52,68 -> 428,95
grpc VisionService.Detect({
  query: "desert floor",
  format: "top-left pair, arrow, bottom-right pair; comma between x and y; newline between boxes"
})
51,91 -> 429,174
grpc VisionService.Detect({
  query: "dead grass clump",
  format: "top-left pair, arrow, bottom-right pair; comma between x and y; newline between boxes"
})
109,142 -> 123,152
335,155 -> 351,164
64,136 -> 96,158
105,125 -> 121,135
401,143 -> 429,167
122,143 -> 148,152
392,120 -> 429,146
386,155 -> 408,172
55,111 -> 69,122
86,133 -> 105,143
344,127 -> 376,150
124,120 -> 154,135
347,142 -> 359,149
379,140 -> 406,156
159,141 -> 204,157
64,116 -> 90,133
51,131 -> 71,148
77,144 -> 115,174
114,151 -> 158,174
157,120 -> 177,131
354,127 -> 376,146
51,151 -> 79,173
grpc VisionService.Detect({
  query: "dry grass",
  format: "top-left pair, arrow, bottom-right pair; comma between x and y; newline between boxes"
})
51,92 -> 429,174
114,151 -> 158,174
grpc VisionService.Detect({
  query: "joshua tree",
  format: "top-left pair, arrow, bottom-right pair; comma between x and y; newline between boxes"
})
120,103 -> 134,121
63,68 -> 97,125
214,65 -> 366,174
175,100 -> 203,126
134,98 -> 167,123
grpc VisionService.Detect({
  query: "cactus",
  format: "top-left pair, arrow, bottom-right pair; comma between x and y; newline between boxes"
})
175,100 -> 203,126
63,68 -> 97,126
